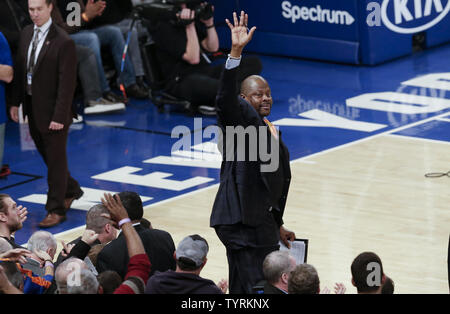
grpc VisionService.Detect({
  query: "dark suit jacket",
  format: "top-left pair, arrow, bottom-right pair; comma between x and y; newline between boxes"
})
14,22 -> 77,133
96,225 -> 176,279
263,282 -> 287,294
210,66 -> 291,229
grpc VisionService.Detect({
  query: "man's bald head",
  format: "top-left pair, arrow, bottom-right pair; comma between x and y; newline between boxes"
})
240,75 -> 273,117
240,75 -> 267,96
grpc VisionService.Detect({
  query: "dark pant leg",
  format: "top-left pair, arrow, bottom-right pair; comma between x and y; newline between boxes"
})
41,129 -> 70,215
27,111 -> 80,215
76,45 -> 102,103
215,221 -> 280,294
226,245 -> 279,294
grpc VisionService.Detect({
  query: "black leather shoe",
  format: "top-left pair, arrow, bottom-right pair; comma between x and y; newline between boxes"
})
126,83 -> 149,99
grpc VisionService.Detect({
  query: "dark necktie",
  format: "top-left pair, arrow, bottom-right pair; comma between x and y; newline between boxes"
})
26,29 -> 40,95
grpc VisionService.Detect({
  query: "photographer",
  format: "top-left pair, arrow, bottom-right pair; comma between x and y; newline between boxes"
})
147,0 -> 262,115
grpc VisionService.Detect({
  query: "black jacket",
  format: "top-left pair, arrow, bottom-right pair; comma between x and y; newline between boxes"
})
210,66 -> 291,228
145,270 -> 223,294
96,224 -> 176,279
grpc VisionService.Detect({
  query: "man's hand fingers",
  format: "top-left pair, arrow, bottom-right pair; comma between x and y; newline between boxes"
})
247,26 -> 257,41
239,11 -> 245,26
233,11 -> 238,27
225,18 -> 233,30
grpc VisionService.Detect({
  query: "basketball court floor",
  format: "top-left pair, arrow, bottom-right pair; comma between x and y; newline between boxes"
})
2,42 -> 449,294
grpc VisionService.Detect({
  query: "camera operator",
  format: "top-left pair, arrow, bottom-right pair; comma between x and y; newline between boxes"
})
147,0 -> 262,115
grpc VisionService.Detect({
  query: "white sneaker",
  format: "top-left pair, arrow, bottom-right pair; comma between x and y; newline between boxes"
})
84,98 -> 126,115
198,105 -> 216,116
73,115 -> 83,124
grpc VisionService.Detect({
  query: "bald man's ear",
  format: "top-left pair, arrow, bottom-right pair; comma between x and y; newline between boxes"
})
240,93 -> 246,99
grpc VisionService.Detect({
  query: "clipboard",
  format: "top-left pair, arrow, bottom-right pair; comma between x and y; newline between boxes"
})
278,238 -> 309,264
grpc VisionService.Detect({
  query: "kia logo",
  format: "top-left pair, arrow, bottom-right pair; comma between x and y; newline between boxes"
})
381,0 -> 450,33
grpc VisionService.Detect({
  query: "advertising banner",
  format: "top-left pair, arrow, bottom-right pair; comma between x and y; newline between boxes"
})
210,0 -> 450,65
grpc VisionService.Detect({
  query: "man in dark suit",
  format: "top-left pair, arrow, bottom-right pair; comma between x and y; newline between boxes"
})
10,0 -> 83,228
210,11 -> 295,294
96,191 -> 176,279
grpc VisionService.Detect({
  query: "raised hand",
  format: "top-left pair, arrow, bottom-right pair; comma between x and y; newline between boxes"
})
101,193 -> 129,227
60,240 -> 75,258
81,229 -> 99,246
334,282 -> 346,294
217,278 -> 228,294
17,205 -> 28,225
0,248 -> 32,264
226,11 -> 256,57
33,249 -> 52,265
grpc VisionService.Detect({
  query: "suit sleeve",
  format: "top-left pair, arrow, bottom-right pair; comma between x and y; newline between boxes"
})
52,37 -> 77,123
95,249 -> 108,274
215,67 -> 247,127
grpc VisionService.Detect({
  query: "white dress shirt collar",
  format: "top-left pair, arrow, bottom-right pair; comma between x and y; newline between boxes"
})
34,17 -> 52,35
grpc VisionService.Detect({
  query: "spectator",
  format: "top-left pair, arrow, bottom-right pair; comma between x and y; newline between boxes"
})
18,230 -> 56,294
0,194 -> 28,249
50,0 -> 126,115
54,0 -> 148,102
96,191 -> 175,279
42,228 -> 100,295
55,203 -> 117,265
351,252 -> 386,294
0,237 -> 12,253
262,250 -> 296,294
288,263 -> 320,294
54,257 -> 89,294
381,276 -> 394,294
56,193 -> 152,295
140,217 -> 152,229
97,270 -> 122,294
87,243 -> 107,269
145,234 -> 224,294
67,268 -> 100,294
86,0 -> 148,89
0,261 -> 24,294
101,192 -> 151,294
59,229 -> 100,271
0,31 -> 13,178
147,0 -> 262,115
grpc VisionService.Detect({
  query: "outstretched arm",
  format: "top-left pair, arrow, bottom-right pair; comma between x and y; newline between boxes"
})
216,11 -> 256,126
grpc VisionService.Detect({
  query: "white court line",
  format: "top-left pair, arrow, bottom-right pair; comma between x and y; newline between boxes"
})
296,110 -> 450,164
386,133 -> 450,145
49,109 -> 450,241
437,117 -> 450,123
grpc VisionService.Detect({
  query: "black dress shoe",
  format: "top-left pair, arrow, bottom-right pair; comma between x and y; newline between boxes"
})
125,83 -> 149,99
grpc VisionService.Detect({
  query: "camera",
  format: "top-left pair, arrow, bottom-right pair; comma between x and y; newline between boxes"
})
134,0 -> 213,26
